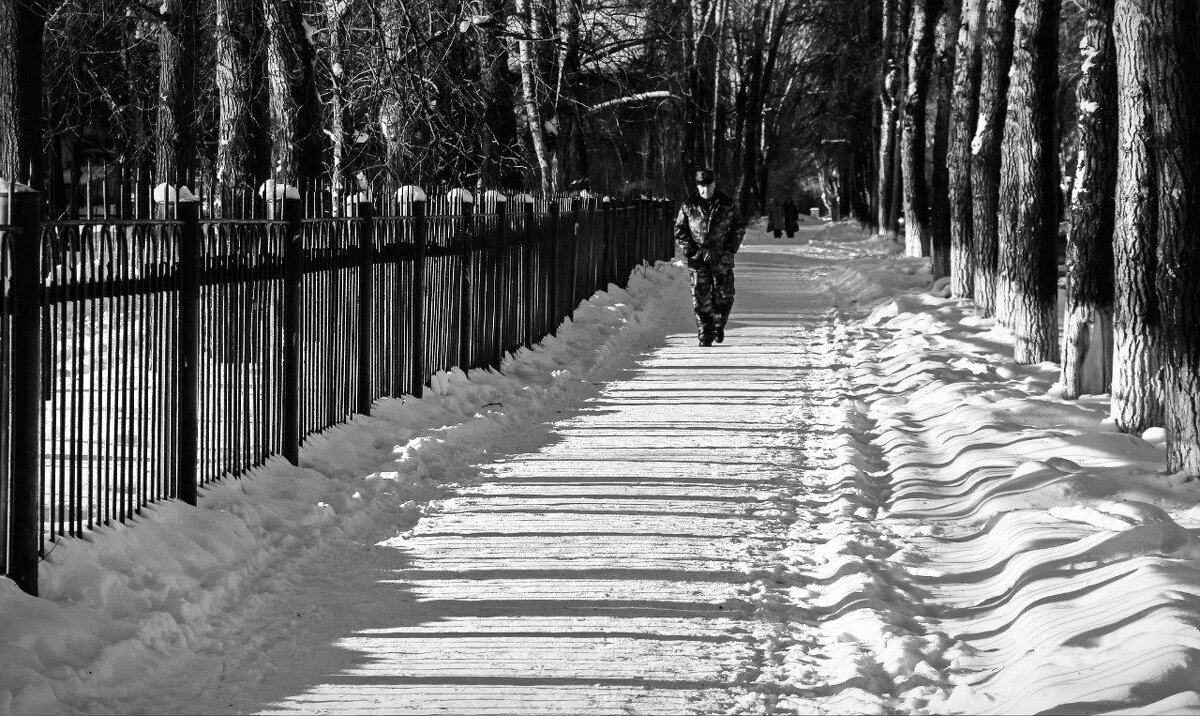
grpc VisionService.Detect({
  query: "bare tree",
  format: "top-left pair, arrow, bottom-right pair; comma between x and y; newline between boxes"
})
877,0 -> 905,236
900,0 -> 942,257
1110,0 -> 1163,433
929,0 -> 959,278
969,0 -> 1016,316
1060,0 -> 1116,398
946,0 -> 985,296
995,0 -> 1060,363
1140,0 -> 1200,472
155,0 -> 199,187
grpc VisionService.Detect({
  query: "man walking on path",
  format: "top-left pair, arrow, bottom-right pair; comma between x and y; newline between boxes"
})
674,168 -> 745,346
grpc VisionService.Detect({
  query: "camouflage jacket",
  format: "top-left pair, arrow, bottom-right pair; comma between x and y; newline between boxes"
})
673,190 -> 745,272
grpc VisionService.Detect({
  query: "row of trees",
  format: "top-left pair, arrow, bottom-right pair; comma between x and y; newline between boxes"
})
872,0 -> 1198,473
0,0 -> 880,215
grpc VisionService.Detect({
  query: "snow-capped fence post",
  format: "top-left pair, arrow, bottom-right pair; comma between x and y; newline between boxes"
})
448,188 -> 475,369
487,191 -> 508,368
397,186 -> 427,399
547,198 -> 561,332
271,186 -> 304,466
4,182 -> 42,595
601,196 -> 613,288
520,195 -> 536,348
168,189 -> 202,507
355,197 -> 374,416
568,196 -> 582,320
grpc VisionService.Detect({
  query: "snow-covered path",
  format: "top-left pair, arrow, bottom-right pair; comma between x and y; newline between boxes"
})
161,221 -> 877,714
8,218 -> 1199,714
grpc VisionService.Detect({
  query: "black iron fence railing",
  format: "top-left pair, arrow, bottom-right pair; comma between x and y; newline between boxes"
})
0,185 -> 675,595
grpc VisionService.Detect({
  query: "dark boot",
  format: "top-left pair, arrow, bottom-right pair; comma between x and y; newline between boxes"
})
715,325 -> 724,343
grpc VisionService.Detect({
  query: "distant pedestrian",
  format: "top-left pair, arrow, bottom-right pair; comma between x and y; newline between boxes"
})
783,198 -> 799,238
674,168 -> 745,347
766,199 -> 784,239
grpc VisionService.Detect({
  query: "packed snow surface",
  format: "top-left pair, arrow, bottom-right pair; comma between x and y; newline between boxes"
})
2,215 -> 1199,714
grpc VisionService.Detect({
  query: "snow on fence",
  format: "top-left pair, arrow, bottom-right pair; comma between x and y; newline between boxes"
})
0,179 -> 676,595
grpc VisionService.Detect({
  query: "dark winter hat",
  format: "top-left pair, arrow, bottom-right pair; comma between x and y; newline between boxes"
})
694,168 -> 715,185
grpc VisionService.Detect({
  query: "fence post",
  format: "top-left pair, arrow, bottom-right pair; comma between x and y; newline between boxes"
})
278,191 -> 303,465
175,196 -> 201,506
7,185 -> 41,595
399,187 -> 427,399
547,199 -> 561,331
569,196 -> 581,319
453,189 -> 475,370
523,197 -> 536,348
356,199 -> 374,416
601,197 -> 613,288
492,193 -> 508,368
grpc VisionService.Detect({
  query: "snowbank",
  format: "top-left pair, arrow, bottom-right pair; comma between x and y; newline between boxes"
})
842,273 -> 1200,713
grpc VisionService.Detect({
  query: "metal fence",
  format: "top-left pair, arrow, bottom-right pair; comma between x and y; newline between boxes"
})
0,184 -> 676,595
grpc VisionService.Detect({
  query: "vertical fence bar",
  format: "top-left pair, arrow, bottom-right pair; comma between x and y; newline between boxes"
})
547,199 -> 560,333
281,195 -> 303,465
177,198 -> 201,505
569,197 -> 581,320
356,200 -> 374,416
8,187 -> 40,595
523,199 -> 535,348
411,196 -> 427,398
457,192 -> 474,370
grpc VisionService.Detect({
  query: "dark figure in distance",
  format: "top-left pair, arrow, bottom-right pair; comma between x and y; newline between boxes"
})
766,198 -> 785,238
674,169 -> 745,346
782,198 -> 799,238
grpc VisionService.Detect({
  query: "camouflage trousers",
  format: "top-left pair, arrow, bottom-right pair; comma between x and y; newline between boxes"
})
690,269 -> 735,338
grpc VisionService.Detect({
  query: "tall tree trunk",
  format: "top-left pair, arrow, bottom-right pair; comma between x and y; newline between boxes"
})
555,0 -> 585,182
264,0 -> 320,184
0,0 -> 16,181
155,0 -> 198,188
929,0 -> 960,278
477,0 -> 518,187
900,0 -> 942,257
877,0 -> 905,234
947,0 -> 985,296
215,0 -> 257,207
3,1 -> 48,186
970,0 -> 1017,316
515,0 -> 553,194
325,0 -> 347,205
737,0 -> 789,217
1142,0 -> 1200,472
1061,0 -> 1116,399
1111,0 -> 1164,433
995,0 -> 1060,363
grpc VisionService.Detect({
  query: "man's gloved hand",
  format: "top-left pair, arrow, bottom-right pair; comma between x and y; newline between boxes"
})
695,248 -> 714,264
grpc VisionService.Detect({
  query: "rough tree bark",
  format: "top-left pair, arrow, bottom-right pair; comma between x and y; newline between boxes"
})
929,0 -> 960,279
969,0 -> 1016,316
264,0 -> 321,184
215,0 -> 257,205
877,0 -> 905,234
1,0 -> 48,186
155,0 -> 198,188
995,0 -> 1060,363
900,0 -> 943,257
946,0 -> 985,296
515,0 -> 553,194
1060,0 -> 1116,399
0,0 -> 16,181
1142,0 -> 1200,473
477,0 -> 519,187
1111,0 -> 1164,433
